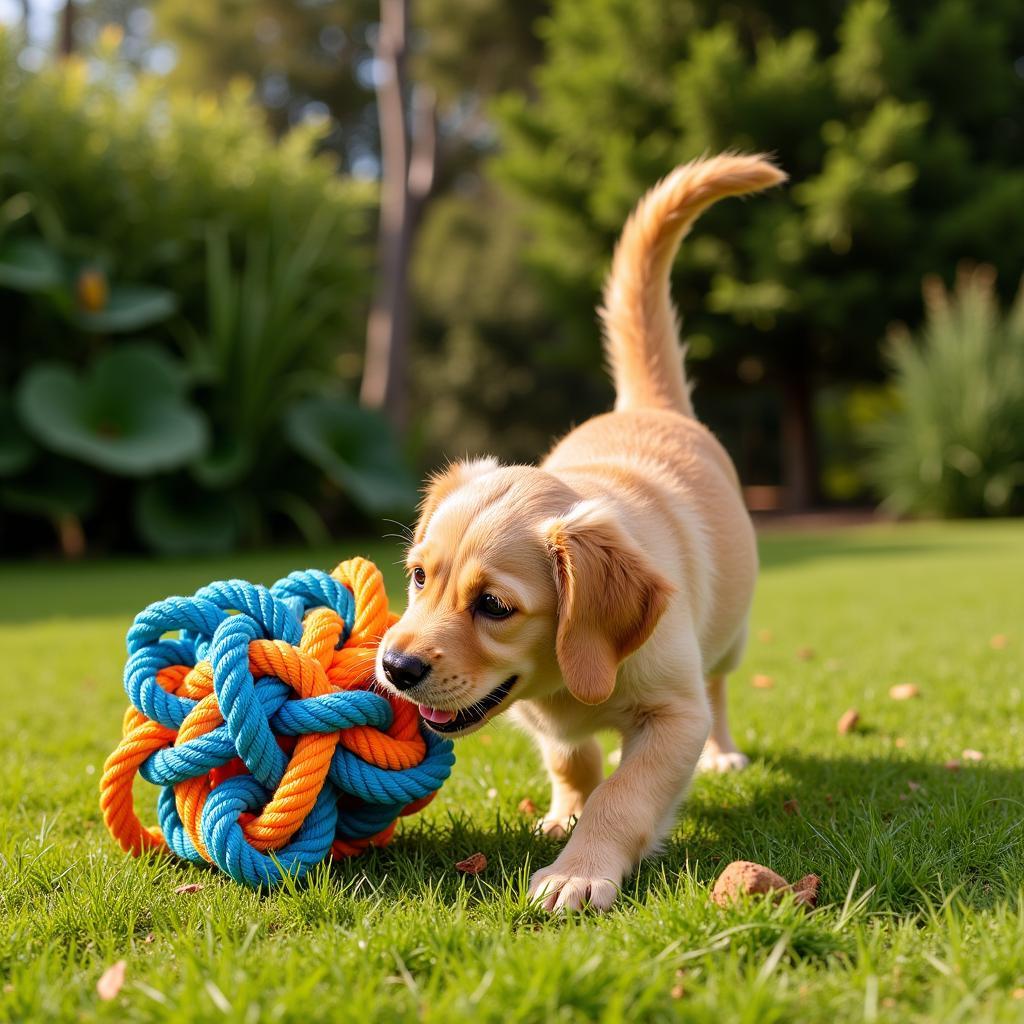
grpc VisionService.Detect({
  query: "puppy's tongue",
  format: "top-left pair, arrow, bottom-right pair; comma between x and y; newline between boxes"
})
418,704 -> 455,725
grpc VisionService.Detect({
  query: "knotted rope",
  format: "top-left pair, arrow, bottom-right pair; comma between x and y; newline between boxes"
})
100,557 -> 454,888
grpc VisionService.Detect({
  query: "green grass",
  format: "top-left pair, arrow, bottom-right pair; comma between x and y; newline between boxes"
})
1,523 -> 1023,1022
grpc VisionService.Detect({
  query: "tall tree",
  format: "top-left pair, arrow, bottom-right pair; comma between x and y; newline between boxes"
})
149,0 -> 548,436
359,0 -> 436,429
494,0 -> 1024,507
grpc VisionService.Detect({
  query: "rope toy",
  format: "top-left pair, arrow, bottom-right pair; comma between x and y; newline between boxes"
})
100,557 -> 454,888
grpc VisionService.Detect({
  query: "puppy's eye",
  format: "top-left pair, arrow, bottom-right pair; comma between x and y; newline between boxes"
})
412,567 -> 426,589
477,593 -> 514,619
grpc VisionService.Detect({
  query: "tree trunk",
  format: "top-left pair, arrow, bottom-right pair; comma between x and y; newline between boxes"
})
59,0 -> 74,56
361,0 -> 436,433
779,370 -> 819,510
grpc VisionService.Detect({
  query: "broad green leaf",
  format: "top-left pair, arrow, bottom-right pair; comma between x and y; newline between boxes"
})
0,398 -> 34,476
133,477 -> 240,555
284,397 -> 417,514
0,237 -> 64,292
15,343 -> 208,476
72,284 -> 178,333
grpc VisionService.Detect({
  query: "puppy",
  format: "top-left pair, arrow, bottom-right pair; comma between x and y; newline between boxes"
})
376,154 -> 786,911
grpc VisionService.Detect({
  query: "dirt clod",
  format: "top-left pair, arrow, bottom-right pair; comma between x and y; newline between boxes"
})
783,798 -> 800,816
173,883 -> 203,895
454,852 -> 487,875
517,798 -> 538,815
791,874 -> 821,908
712,861 -> 789,905
712,860 -> 821,912
751,674 -> 775,689
837,709 -> 860,735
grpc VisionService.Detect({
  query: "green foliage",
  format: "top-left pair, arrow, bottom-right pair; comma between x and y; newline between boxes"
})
0,30 -> 416,555
16,344 -> 207,477
133,477 -> 242,556
411,188 -> 608,464
491,0 -> 1024,491
868,267 -> 1024,518
284,398 -> 417,514
152,0 -> 377,168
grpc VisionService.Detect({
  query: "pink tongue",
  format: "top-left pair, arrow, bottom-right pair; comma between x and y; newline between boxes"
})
418,704 -> 455,725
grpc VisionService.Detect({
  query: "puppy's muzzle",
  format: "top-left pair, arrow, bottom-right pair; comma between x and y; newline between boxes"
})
381,649 -> 431,692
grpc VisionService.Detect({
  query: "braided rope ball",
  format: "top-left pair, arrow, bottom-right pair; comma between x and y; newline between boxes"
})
100,557 -> 454,888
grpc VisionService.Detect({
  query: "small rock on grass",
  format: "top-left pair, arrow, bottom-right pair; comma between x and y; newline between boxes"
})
837,709 -> 860,735
97,960 -> 127,1001
711,861 -> 819,910
173,882 -> 203,895
712,861 -> 788,904
454,852 -> 487,875
962,748 -> 984,762
751,674 -> 775,689
889,683 -> 920,700
517,797 -> 538,815
990,634 -> 1009,650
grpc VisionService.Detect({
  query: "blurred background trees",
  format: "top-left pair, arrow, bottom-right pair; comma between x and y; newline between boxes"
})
0,0 -> 1022,555
495,0 -> 1024,507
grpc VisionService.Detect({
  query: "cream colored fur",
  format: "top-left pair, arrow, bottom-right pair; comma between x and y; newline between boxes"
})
376,153 -> 786,911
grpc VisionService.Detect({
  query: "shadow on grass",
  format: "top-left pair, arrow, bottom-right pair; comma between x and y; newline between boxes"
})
758,536 -> 952,570
340,751 -> 1023,917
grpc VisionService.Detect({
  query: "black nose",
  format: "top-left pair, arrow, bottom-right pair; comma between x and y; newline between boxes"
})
381,650 -> 431,691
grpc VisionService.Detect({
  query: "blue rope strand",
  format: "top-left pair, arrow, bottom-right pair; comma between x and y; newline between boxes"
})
121,571 -> 455,889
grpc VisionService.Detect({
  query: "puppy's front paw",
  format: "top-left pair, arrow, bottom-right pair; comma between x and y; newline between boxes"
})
697,749 -> 750,774
538,814 -> 576,839
528,855 -> 623,912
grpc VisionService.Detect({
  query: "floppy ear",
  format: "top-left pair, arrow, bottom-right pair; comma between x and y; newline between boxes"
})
543,500 -> 674,705
414,457 -> 500,542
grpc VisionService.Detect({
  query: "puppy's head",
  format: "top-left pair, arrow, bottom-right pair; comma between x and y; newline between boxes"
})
376,458 -> 672,736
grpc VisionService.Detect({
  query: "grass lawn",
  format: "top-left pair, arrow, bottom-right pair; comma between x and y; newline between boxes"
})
1,522 -> 1022,1022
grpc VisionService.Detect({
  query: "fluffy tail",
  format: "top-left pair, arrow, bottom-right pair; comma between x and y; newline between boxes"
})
599,153 -> 786,416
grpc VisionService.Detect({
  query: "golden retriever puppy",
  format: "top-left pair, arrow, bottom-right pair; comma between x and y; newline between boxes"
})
376,154 -> 786,911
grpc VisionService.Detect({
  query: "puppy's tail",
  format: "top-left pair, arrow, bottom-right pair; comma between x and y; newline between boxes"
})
600,154 -> 786,417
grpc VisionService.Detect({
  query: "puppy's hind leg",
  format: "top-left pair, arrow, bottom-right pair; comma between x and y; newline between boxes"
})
697,674 -> 750,774
538,736 -> 604,838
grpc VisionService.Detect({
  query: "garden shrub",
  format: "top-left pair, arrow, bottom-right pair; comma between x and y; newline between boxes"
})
868,265 -> 1024,518
0,29 -> 413,555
